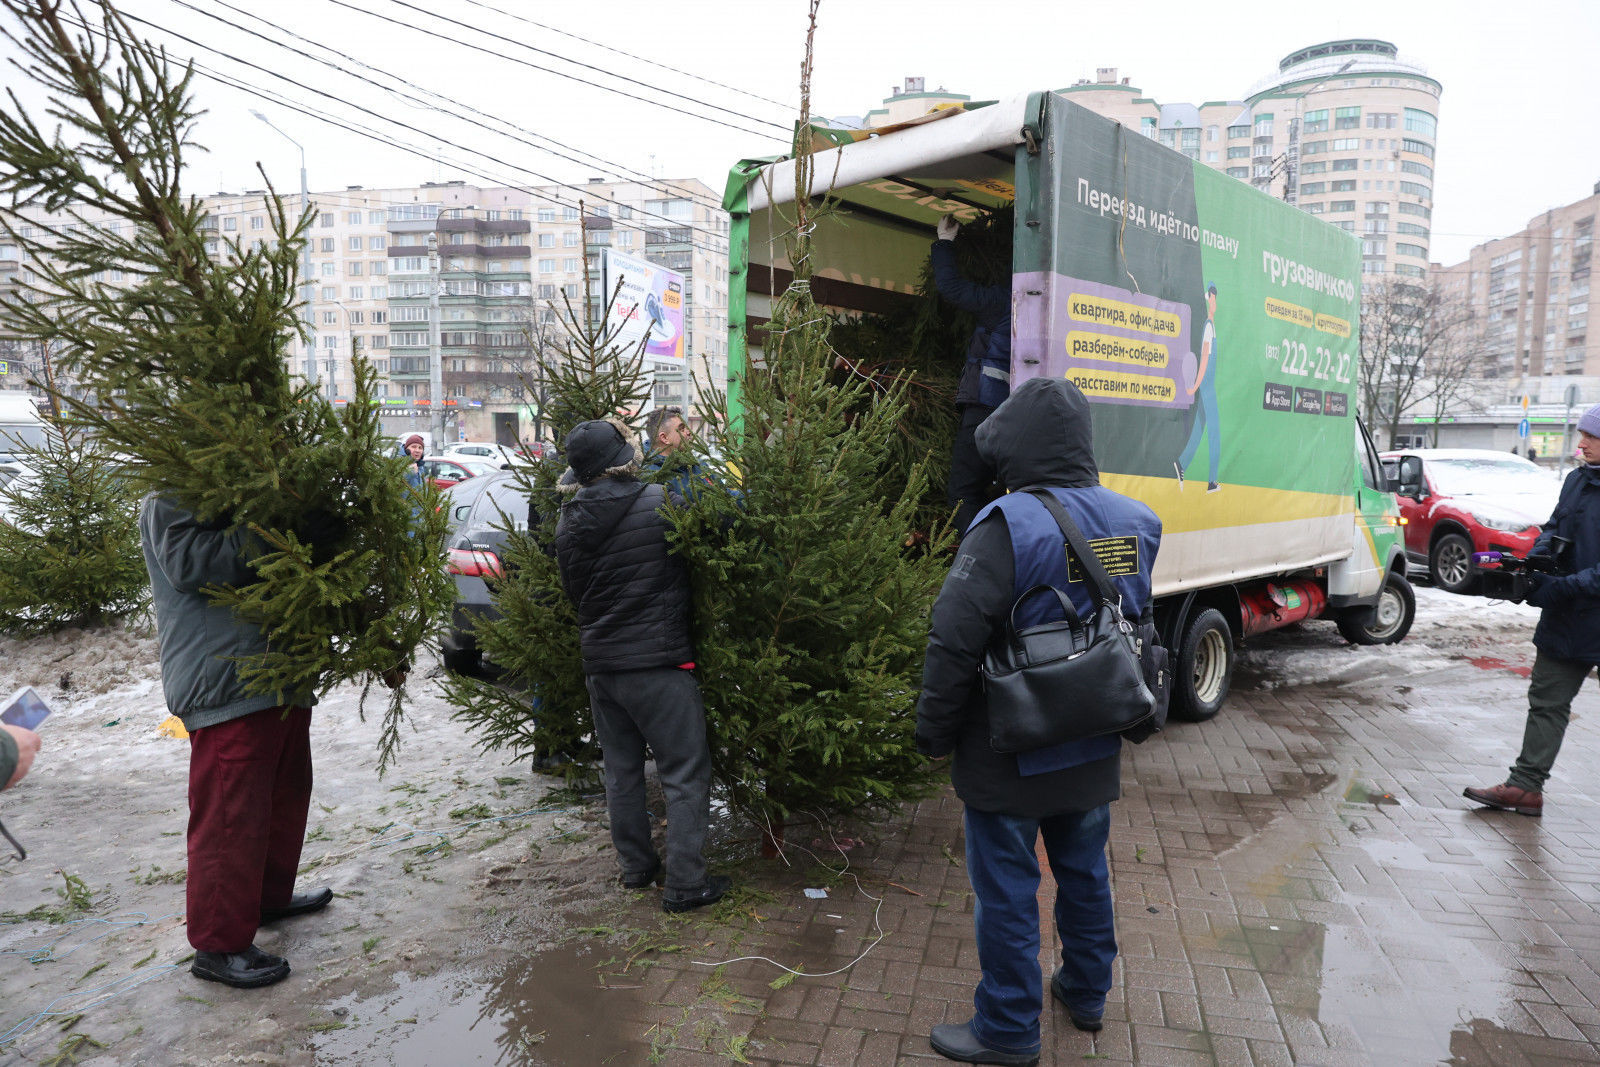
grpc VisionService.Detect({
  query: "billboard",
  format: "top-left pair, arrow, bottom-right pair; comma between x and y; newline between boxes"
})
600,248 -> 685,364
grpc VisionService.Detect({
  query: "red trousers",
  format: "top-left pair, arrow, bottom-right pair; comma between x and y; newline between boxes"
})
186,705 -> 313,952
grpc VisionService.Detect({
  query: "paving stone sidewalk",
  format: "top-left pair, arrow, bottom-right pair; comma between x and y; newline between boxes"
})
603,649 -> 1600,1066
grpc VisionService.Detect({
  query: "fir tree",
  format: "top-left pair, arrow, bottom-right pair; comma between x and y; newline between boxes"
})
443,284 -> 651,775
666,0 -> 953,839
0,0 -> 451,767
0,423 -> 146,635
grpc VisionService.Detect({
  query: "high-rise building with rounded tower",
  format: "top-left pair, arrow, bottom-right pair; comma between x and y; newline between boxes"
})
1244,39 -> 1442,282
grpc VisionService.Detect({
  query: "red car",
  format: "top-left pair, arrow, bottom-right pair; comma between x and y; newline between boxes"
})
419,456 -> 497,489
1379,448 -> 1560,594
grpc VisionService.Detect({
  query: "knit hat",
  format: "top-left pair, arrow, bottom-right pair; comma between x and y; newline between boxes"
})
402,434 -> 424,451
564,418 -> 638,483
1577,403 -> 1600,439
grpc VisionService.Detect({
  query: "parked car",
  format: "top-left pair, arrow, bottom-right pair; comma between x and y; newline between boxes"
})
419,455 -> 498,489
439,469 -> 503,535
1379,448 -> 1560,594
439,441 -> 520,469
441,471 -> 530,673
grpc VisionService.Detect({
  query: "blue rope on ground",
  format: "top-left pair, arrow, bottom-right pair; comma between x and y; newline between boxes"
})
0,963 -> 184,1049
0,911 -> 183,965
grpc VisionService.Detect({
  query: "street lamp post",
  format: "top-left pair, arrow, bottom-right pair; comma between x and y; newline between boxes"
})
250,109 -> 319,395
1287,60 -> 1357,206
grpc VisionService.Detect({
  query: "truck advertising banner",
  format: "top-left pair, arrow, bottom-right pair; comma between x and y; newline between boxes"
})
1013,95 -> 1361,589
600,248 -> 686,364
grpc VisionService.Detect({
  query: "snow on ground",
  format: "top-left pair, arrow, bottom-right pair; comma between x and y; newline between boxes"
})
1234,580 -> 1537,693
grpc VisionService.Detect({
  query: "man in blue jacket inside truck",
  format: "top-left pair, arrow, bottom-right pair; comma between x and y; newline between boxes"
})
932,214 -> 1011,535
916,377 -> 1162,1065
1465,403 -> 1600,817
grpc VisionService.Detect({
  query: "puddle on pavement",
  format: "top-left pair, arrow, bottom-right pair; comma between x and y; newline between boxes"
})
312,942 -> 648,1065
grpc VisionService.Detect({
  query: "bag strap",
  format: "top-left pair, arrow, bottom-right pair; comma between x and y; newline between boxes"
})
1024,489 -> 1120,608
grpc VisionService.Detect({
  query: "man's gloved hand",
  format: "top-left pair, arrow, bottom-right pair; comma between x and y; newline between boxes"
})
296,508 -> 348,566
1523,572 -> 1572,609
1523,545 -> 1556,573
935,215 -> 959,242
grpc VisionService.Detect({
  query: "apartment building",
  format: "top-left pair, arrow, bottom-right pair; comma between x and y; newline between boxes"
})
0,178 -> 731,444
861,39 -> 1440,283
1435,185 -> 1597,380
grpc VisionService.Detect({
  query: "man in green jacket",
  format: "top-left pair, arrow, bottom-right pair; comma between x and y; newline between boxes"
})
141,494 -> 331,989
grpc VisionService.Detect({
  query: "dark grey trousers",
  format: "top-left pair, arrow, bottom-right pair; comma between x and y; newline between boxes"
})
1508,649 -> 1596,791
586,667 -> 711,897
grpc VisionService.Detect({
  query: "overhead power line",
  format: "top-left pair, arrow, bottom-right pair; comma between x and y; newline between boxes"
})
169,0 -> 725,213
322,0 -> 788,141
456,0 -> 798,114
103,8 -> 732,247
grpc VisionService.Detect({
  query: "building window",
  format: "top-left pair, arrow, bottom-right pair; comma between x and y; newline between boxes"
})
348,236 -> 363,251
349,286 -> 364,300
320,262 -> 335,276
538,208 -> 557,222
1334,106 -> 1361,130
1396,243 -> 1427,258
1301,141 -> 1324,156
370,236 -> 386,250
1299,182 -> 1326,195
1401,139 -> 1434,159
562,206 -> 579,221
392,306 -> 429,322
394,256 -> 426,272
538,258 -> 556,273
371,310 -> 386,323
1403,109 -> 1437,137
370,261 -> 386,276
1253,114 -> 1273,137
1332,159 -> 1357,172
347,261 -> 362,276
1367,113 -> 1397,129
1302,109 -> 1328,134
538,233 -> 555,248
1399,181 -> 1430,199
368,210 -> 386,224
1330,200 -> 1355,213
1300,161 -> 1326,175
563,231 -> 580,247
1227,145 -> 1250,160
319,212 -> 334,227
320,237 -> 335,253
563,257 -> 580,272
1226,167 -> 1248,179
320,285 -> 337,300
450,233 -> 467,245
1330,138 -> 1359,152
1401,161 -> 1433,179
1396,222 -> 1429,237
322,310 -> 337,324
1305,203 -> 1325,215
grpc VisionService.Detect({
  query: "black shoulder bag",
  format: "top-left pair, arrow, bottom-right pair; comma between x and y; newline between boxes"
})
981,490 -> 1168,752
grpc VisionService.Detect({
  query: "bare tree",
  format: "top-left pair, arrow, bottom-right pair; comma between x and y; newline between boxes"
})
1359,277 -> 1481,449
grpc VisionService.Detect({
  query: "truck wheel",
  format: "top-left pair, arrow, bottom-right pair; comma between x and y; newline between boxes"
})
1173,607 -> 1231,723
1429,532 -> 1476,594
1336,571 -> 1416,645
442,643 -> 481,674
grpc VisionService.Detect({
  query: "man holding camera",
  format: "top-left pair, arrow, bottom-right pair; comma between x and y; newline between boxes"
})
1465,404 -> 1600,816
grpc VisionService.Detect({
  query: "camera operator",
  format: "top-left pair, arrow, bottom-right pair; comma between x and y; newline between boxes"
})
1465,405 -> 1600,817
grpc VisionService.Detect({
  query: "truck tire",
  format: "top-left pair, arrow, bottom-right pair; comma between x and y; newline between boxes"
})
442,643 -> 481,674
1336,571 -> 1416,645
1173,607 -> 1231,723
1429,531 -> 1476,594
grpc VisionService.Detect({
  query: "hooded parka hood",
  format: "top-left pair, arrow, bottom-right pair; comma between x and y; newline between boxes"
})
974,377 -> 1099,492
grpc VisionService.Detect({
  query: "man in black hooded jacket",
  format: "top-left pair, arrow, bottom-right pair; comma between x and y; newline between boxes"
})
554,418 -> 728,913
916,378 -> 1161,1065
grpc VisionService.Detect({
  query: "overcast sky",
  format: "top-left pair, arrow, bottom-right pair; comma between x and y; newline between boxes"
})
4,0 -> 1595,264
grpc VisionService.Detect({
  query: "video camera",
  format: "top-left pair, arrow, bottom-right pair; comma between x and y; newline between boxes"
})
1472,535 -> 1572,601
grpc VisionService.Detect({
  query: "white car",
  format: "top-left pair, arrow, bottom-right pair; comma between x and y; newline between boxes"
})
439,441 -> 520,469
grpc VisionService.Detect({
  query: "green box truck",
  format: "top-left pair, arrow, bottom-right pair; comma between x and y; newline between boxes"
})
723,90 -> 1413,723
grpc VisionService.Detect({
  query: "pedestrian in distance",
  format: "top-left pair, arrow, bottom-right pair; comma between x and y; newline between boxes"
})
915,377 -> 1162,1065
1466,403 -> 1600,817
401,434 -> 425,491
931,213 -> 1012,535
554,418 -> 728,913
140,494 -> 356,989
